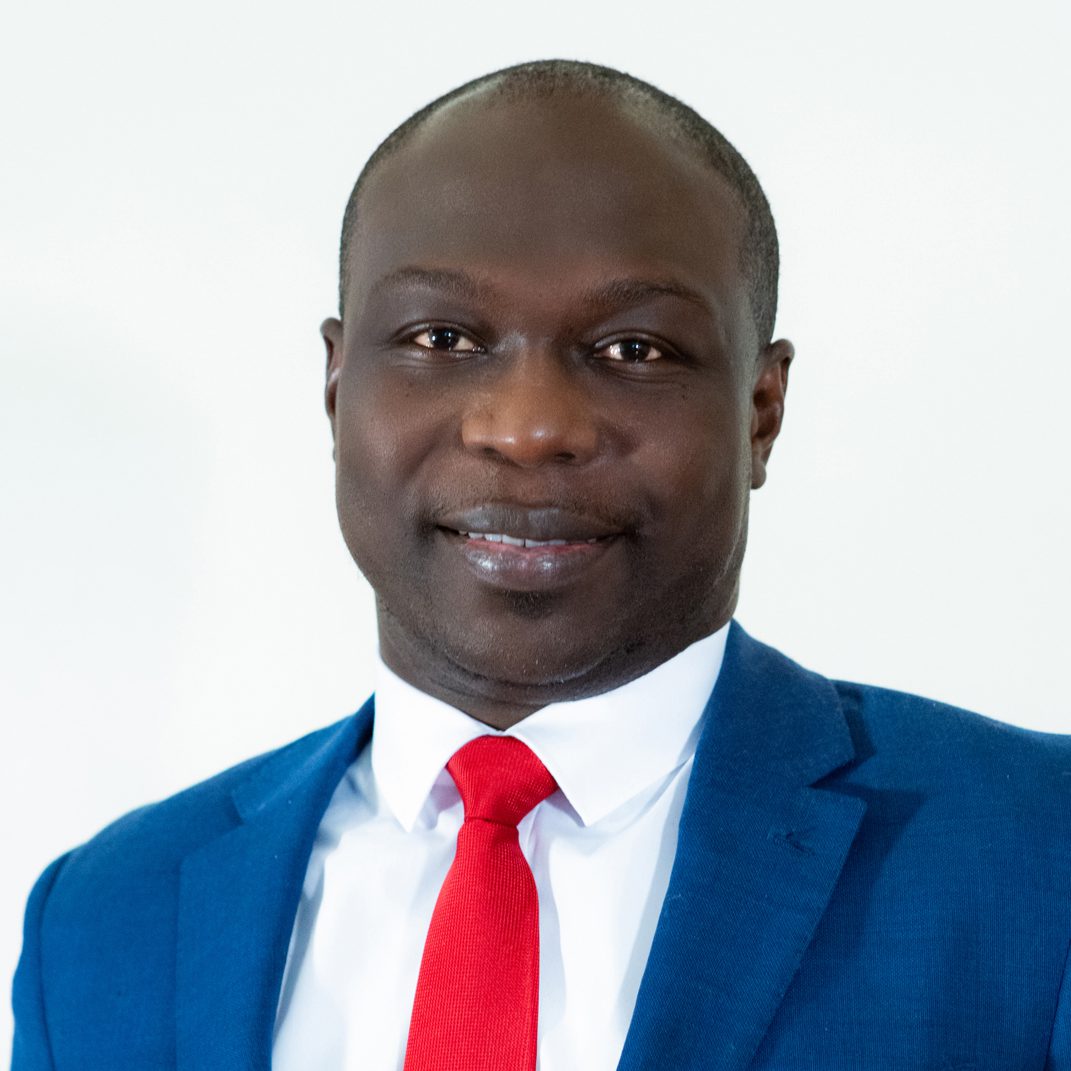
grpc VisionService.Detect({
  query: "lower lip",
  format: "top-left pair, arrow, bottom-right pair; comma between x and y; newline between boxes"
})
440,530 -> 618,591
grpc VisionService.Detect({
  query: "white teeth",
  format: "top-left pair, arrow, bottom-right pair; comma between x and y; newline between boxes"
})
461,531 -> 592,548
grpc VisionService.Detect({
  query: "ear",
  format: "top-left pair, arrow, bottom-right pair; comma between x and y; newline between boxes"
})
750,338 -> 794,489
322,317 -> 344,456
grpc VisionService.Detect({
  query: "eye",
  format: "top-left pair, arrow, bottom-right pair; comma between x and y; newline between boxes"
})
598,339 -> 666,363
408,326 -> 482,352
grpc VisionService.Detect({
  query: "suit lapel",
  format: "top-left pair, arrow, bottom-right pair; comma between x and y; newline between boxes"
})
617,624 -> 867,1071
175,704 -> 373,1071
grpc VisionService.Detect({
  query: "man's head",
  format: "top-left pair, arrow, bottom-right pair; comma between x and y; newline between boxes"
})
339,60 -> 781,350
323,59 -> 793,727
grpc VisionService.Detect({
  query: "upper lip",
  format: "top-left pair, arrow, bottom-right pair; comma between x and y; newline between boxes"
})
438,505 -> 624,542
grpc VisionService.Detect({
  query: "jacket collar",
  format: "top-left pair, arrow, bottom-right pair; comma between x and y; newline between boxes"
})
617,621 -> 867,1070
176,702 -> 373,1071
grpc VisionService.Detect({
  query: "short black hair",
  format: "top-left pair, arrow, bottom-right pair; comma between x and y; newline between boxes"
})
338,59 -> 780,346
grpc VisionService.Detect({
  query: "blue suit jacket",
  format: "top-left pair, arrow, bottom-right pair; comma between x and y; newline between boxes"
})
12,624 -> 1071,1069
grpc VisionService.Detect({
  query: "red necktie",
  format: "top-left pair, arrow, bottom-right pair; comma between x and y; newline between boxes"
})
403,735 -> 558,1071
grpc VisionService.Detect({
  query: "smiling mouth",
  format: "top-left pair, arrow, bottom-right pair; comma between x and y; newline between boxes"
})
436,503 -> 625,544
433,503 -> 627,590
437,526 -> 619,591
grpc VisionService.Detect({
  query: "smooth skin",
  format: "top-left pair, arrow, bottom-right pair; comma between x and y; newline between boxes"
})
323,90 -> 793,729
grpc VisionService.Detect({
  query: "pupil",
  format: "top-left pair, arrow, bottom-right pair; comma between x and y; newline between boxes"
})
624,341 -> 649,361
429,327 -> 459,349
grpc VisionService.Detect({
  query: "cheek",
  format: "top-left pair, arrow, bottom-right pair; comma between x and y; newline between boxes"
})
647,407 -> 752,526
337,357 -> 391,436
333,369 -> 432,563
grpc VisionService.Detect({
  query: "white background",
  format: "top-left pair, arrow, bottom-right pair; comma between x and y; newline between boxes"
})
2,0 -> 1068,1052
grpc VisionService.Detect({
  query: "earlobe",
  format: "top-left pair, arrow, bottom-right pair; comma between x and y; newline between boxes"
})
750,338 -> 794,490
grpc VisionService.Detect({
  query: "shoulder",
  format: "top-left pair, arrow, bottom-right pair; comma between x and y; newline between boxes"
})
831,678 -> 1071,825
41,711 -> 366,897
833,677 -> 1071,767
14,709 -> 370,1063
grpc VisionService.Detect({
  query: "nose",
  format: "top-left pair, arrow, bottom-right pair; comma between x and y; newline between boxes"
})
460,348 -> 598,467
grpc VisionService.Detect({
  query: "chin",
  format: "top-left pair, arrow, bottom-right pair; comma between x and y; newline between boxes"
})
435,621 -> 616,695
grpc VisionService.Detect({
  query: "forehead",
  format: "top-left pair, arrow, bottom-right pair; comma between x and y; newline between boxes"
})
346,92 -> 750,332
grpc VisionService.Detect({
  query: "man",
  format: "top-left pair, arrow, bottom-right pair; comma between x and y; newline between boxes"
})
12,59 -> 1071,1070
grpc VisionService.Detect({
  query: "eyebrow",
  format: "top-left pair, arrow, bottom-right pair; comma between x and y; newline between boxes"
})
371,266 -> 494,306
370,265 -> 714,317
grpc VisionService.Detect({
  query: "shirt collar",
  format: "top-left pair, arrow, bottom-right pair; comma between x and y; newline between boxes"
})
371,622 -> 729,832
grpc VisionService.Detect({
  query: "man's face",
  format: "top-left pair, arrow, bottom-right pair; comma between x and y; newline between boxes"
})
324,92 -> 790,716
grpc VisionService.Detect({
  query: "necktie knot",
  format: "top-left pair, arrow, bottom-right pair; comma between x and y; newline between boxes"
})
447,736 -> 557,827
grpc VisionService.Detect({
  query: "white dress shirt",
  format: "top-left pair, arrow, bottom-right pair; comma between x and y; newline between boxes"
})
272,623 -> 729,1070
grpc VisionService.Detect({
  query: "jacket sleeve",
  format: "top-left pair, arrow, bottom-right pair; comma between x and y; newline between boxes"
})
11,854 -> 70,1071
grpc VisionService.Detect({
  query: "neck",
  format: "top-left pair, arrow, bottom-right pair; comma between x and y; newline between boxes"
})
377,610 -> 733,731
